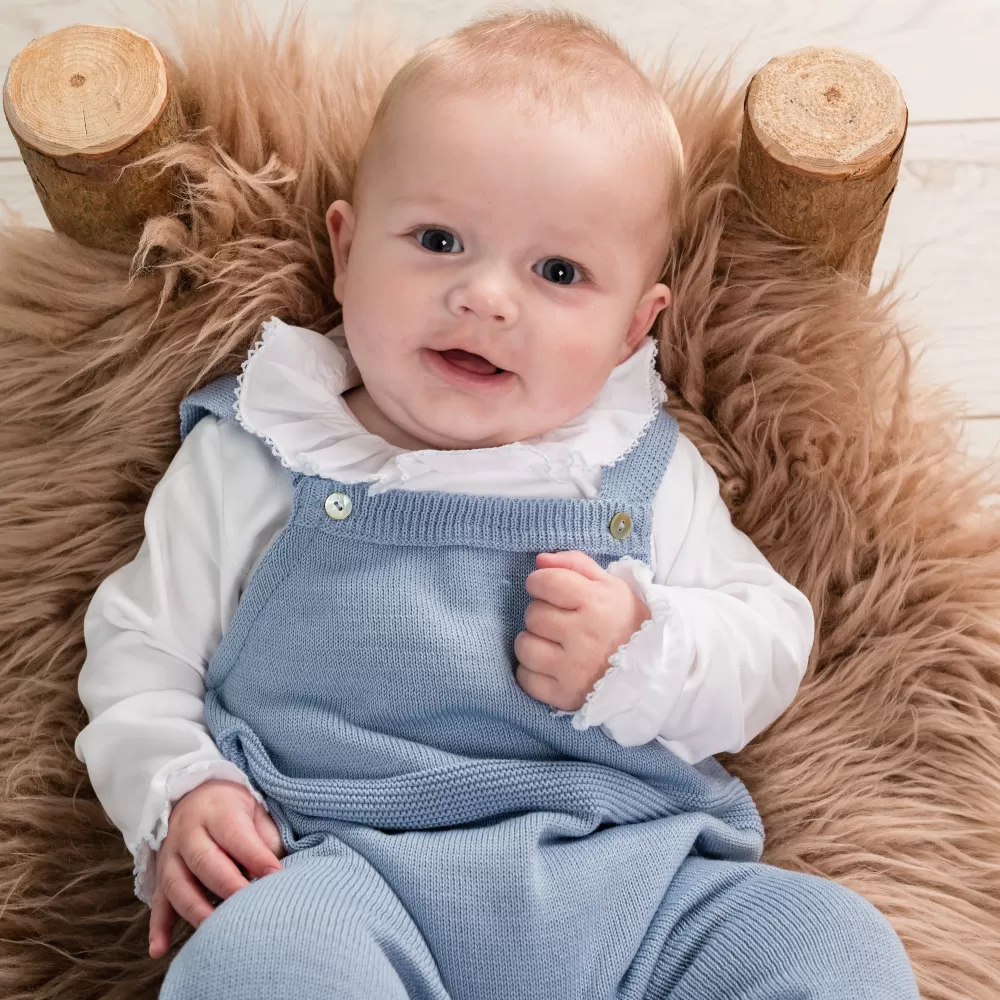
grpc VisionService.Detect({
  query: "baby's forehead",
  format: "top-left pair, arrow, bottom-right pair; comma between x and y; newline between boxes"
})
391,80 -> 648,151
379,150 -> 664,237
373,84 -> 670,193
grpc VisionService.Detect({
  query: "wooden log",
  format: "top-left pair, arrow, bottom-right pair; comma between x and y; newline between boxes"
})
738,46 -> 908,286
2,24 -> 182,255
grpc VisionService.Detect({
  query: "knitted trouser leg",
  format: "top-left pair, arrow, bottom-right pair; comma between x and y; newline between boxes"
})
158,851 -> 452,1000
639,857 -> 920,1000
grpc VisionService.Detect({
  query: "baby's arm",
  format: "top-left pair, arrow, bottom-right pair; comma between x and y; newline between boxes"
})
74,414 -> 293,904
514,437 -> 814,764
559,432 -> 814,762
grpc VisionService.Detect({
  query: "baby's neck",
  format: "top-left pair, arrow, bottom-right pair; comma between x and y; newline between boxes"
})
341,385 -> 434,451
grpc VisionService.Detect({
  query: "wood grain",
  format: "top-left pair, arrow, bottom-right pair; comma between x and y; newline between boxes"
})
4,24 -> 182,253
739,46 -> 907,283
965,418 -> 1000,463
872,120 -> 1000,417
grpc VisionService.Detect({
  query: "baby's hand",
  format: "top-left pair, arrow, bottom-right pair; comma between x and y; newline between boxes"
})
514,550 -> 651,712
148,778 -> 285,960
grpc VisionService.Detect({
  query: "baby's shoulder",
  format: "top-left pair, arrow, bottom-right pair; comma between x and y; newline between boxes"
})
217,415 -> 288,477
178,412 -> 287,484
655,427 -> 711,496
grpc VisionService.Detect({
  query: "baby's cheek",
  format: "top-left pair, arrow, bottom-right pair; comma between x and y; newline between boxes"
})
532,357 -> 608,428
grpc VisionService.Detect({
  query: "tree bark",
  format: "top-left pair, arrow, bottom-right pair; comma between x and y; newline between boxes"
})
738,46 -> 908,286
3,24 -> 182,255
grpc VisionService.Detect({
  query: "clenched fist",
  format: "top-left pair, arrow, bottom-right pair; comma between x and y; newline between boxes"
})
514,550 -> 651,712
148,779 -> 285,959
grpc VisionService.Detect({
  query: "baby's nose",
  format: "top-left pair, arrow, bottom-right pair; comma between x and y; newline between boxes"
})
446,270 -> 518,326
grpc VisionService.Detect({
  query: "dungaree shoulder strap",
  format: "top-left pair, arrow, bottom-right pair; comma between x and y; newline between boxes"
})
179,374 -> 241,443
597,406 -> 679,506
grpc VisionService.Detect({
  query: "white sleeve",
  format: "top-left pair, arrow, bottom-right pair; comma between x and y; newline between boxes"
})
73,414 -> 293,904
570,432 -> 815,763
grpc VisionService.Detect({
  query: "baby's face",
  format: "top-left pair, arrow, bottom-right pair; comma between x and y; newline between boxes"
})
327,88 -> 671,450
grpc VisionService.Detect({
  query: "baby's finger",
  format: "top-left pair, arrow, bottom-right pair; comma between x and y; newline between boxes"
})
208,809 -> 283,880
253,802 -> 286,860
514,662 -> 574,710
180,828 -> 251,901
160,855 -> 217,931
523,599 -> 575,643
513,629 -> 562,677
525,567 -> 590,609
148,888 -> 177,959
536,550 -> 607,581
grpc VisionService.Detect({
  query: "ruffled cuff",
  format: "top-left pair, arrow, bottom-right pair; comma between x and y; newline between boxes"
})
132,761 -> 268,906
569,556 -> 691,747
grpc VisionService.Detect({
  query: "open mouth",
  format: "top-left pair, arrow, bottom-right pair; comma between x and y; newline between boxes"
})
437,348 -> 505,376
424,347 -> 514,390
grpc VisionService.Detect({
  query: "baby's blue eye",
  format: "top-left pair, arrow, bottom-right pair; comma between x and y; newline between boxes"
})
416,228 -> 462,253
535,257 -> 580,285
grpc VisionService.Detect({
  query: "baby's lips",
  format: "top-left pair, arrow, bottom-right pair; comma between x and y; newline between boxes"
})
438,348 -> 502,375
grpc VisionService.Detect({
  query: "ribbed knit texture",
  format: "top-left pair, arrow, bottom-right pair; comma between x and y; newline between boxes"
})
162,377 -> 920,999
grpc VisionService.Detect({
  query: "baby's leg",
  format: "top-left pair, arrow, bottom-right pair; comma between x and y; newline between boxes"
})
641,857 -> 919,1000
158,848 -> 451,1000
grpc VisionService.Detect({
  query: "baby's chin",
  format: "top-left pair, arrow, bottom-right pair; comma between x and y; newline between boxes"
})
390,403 -> 540,451
403,418 -> 526,452
377,381 -> 582,451
404,406 -> 581,452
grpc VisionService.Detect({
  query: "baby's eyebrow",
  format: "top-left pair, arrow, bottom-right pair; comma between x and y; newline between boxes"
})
388,193 -> 455,210
540,229 -> 614,264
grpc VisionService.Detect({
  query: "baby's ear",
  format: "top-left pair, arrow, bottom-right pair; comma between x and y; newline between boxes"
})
326,200 -> 356,304
621,283 -> 671,360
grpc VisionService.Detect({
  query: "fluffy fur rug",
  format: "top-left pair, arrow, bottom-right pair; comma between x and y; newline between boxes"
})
1,4 -> 998,998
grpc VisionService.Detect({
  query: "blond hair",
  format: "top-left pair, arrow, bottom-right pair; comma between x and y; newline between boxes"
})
354,8 -> 684,271
373,9 -> 682,162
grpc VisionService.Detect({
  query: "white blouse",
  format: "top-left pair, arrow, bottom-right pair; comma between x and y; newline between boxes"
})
74,317 -> 815,904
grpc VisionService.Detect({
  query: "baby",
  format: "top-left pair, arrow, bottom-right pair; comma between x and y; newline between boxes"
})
75,9 -> 919,999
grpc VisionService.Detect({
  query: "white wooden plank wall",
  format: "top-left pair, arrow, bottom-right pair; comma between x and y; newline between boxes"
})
1,0 -> 997,481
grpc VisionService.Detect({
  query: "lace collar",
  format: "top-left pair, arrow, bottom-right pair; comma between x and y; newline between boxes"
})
234,316 -> 666,496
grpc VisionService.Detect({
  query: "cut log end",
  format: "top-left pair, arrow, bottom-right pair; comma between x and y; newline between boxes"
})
3,24 -> 169,159
739,46 -> 908,284
2,24 -> 182,255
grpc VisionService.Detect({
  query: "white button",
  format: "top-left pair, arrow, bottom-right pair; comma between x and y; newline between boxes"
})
324,492 -> 353,520
609,511 -> 632,540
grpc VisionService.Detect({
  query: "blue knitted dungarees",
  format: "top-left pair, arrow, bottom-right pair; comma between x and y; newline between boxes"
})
160,376 -> 919,1000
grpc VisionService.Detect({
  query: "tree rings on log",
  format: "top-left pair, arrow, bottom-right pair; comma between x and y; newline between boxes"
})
739,46 -> 908,285
3,24 -> 183,255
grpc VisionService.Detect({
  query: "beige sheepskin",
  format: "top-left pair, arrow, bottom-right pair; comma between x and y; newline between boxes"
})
0,4 -> 997,997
